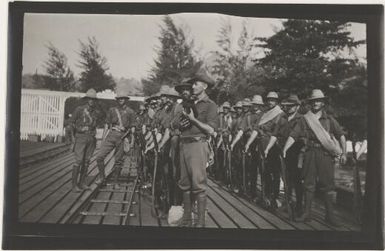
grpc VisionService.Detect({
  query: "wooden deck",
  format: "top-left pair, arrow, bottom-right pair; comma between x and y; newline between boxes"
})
18,142 -> 361,231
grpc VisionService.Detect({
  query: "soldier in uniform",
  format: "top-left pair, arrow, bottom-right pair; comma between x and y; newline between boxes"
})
69,89 -> 101,192
244,91 -> 286,210
244,95 -> 264,199
278,94 -> 305,216
229,101 -> 245,193
283,89 -> 347,225
172,70 -> 218,227
95,90 -> 136,188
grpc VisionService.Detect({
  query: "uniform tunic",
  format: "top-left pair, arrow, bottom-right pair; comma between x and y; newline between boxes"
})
177,95 -> 218,194
69,104 -> 100,166
96,105 -> 136,169
289,111 -> 345,193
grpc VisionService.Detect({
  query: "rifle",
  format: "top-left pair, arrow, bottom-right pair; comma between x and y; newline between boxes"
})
279,154 -> 294,221
151,129 -> 160,216
241,150 -> 247,194
352,158 -> 363,223
259,150 -> 269,208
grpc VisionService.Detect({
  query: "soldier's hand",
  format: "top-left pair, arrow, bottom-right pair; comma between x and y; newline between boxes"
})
264,149 -> 269,158
244,144 -> 250,153
340,153 -> 347,165
282,150 -> 287,159
183,110 -> 195,120
230,144 -> 234,151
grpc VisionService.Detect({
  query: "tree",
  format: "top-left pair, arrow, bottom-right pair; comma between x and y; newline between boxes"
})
143,15 -> 200,96
209,19 -> 265,104
43,43 -> 75,91
78,37 -> 115,92
254,19 -> 366,138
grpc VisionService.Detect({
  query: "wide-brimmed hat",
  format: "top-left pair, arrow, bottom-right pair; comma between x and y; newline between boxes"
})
266,91 -> 279,100
184,69 -> 215,88
84,88 -> 97,99
222,101 -> 231,109
308,89 -> 327,100
281,94 -> 301,105
251,95 -> 264,105
115,89 -> 130,99
145,94 -> 160,103
160,88 -> 180,99
233,101 -> 243,109
242,99 -> 252,107
175,80 -> 193,93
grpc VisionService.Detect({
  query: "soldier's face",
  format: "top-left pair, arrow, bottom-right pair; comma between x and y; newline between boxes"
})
179,88 -> 192,99
192,81 -> 207,95
87,98 -> 96,108
252,104 -> 262,112
311,99 -> 324,112
117,98 -> 126,106
235,107 -> 243,116
242,106 -> 250,113
223,107 -> 230,114
285,104 -> 298,115
266,99 -> 278,109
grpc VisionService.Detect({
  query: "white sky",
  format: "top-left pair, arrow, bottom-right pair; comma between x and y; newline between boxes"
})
22,13 -> 366,80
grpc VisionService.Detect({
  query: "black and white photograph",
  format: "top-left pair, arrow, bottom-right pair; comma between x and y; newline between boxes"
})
3,2 -> 383,249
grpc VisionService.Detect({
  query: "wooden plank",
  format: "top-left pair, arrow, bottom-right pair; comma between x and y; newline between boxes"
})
205,212 -> 219,228
138,192 -> 161,227
103,185 -> 133,225
126,191 -> 140,226
273,209 -> 315,231
19,161 -> 99,221
58,155 -> 115,224
19,154 -> 74,186
20,143 -> 66,158
19,156 -> 75,192
82,192 -> 112,225
208,183 -> 275,230
207,189 -> 256,229
210,180 -> 295,230
205,196 -> 237,228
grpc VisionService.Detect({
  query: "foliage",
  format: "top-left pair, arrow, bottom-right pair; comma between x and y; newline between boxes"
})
78,37 -> 116,92
43,43 -> 76,91
143,15 -> 201,96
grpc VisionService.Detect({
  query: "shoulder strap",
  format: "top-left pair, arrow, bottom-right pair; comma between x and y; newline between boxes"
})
83,107 -> 93,123
114,108 -> 123,128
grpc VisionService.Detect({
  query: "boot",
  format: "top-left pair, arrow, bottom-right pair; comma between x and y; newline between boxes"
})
95,161 -> 105,185
72,165 -> 82,193
113,167 -> 122,189
179,191 -> 192,227
324,192 -> 340,227
195,193 -> 207,228
79,163 -> 91,190
296,191 -> 313,222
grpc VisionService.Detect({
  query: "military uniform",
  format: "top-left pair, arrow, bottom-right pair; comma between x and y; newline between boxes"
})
96,95 -> 135,185
229,106 -> 244,190
69,89 -> 100,192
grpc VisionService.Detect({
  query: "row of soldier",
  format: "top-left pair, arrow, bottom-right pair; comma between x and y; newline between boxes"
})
68,69 -> 347,228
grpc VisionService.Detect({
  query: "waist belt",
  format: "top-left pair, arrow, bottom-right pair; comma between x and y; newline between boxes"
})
76,126 -> 95,134
112,126 -> 126,132
180,136 -> 208,144
307,141 -> 323,148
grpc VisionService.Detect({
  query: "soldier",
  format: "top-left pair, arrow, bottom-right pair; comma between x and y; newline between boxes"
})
95,90 -> 136,188
229,101 -> 245,193
244,91 -> 286,210
282,89 -> 347,226
244,95 -> 264,199
172,70 -> 218,227
278,94 -> 305,216
69,89 -> 101,192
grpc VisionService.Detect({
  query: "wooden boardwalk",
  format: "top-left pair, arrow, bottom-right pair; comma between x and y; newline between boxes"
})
18,142 -> 361,231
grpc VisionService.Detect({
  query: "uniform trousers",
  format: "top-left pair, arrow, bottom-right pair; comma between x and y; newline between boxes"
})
73,133 -> 96,183
302,147 -> 335,193
285,144 -> 304,207
178,139 -> 210,194
96,130 -> 125,173
264,144 -> 281,200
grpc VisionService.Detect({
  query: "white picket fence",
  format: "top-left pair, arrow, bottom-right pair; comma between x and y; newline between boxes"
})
20,89 -> 145,141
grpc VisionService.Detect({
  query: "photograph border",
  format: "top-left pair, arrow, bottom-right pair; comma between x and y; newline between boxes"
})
4,2 -> 384,249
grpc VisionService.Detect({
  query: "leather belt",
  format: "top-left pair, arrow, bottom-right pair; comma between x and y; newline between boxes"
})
180,136 -> 208,144
307,141 -> 323,148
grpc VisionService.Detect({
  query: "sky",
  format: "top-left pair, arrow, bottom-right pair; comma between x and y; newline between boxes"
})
22,13 -> 366,80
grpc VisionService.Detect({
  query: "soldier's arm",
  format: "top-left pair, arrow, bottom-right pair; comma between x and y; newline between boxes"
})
244,130 -> 258,152
356,139 -> 367,160
282,137 -> 295,158
216,134 -> 223,149
184,102 -> 218,136
158,128 -> 170,150
283,118 -> 303,157
264,136 -> 277,157
230,130 -> 243,150
69,108 -> 80,141
265,114 -> 286,156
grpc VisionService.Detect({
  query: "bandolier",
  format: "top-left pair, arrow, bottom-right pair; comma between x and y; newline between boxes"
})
69,89 -> 101,192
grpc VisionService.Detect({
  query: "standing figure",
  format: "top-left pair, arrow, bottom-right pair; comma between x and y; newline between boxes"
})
95,90 -> 136,188
172,70 -> 218,227
244,91 -> 286,210
283,89 -> 347,226
69,89 -> 101,192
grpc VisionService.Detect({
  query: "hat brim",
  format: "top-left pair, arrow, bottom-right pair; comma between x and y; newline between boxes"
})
251,102 -> 264,105
281,102 -> 299,105
83,96 -> 97,99
115,96 -> 130,100
175,84 -> 192,93
308,96 -> 327,101
161,94 -> 180,99
222,106 -> 231,109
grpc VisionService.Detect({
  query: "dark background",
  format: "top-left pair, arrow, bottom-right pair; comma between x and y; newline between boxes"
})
4,2 -> 383,249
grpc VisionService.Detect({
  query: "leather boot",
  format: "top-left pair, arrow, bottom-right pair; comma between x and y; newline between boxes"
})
72,165 -> 82,193
79,163 -> 91,190
195,193 -> 207,228
95,161 -> 105,185
297,191 -> 313,222
179,191 -> 192,227
324,192 -> 340,227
